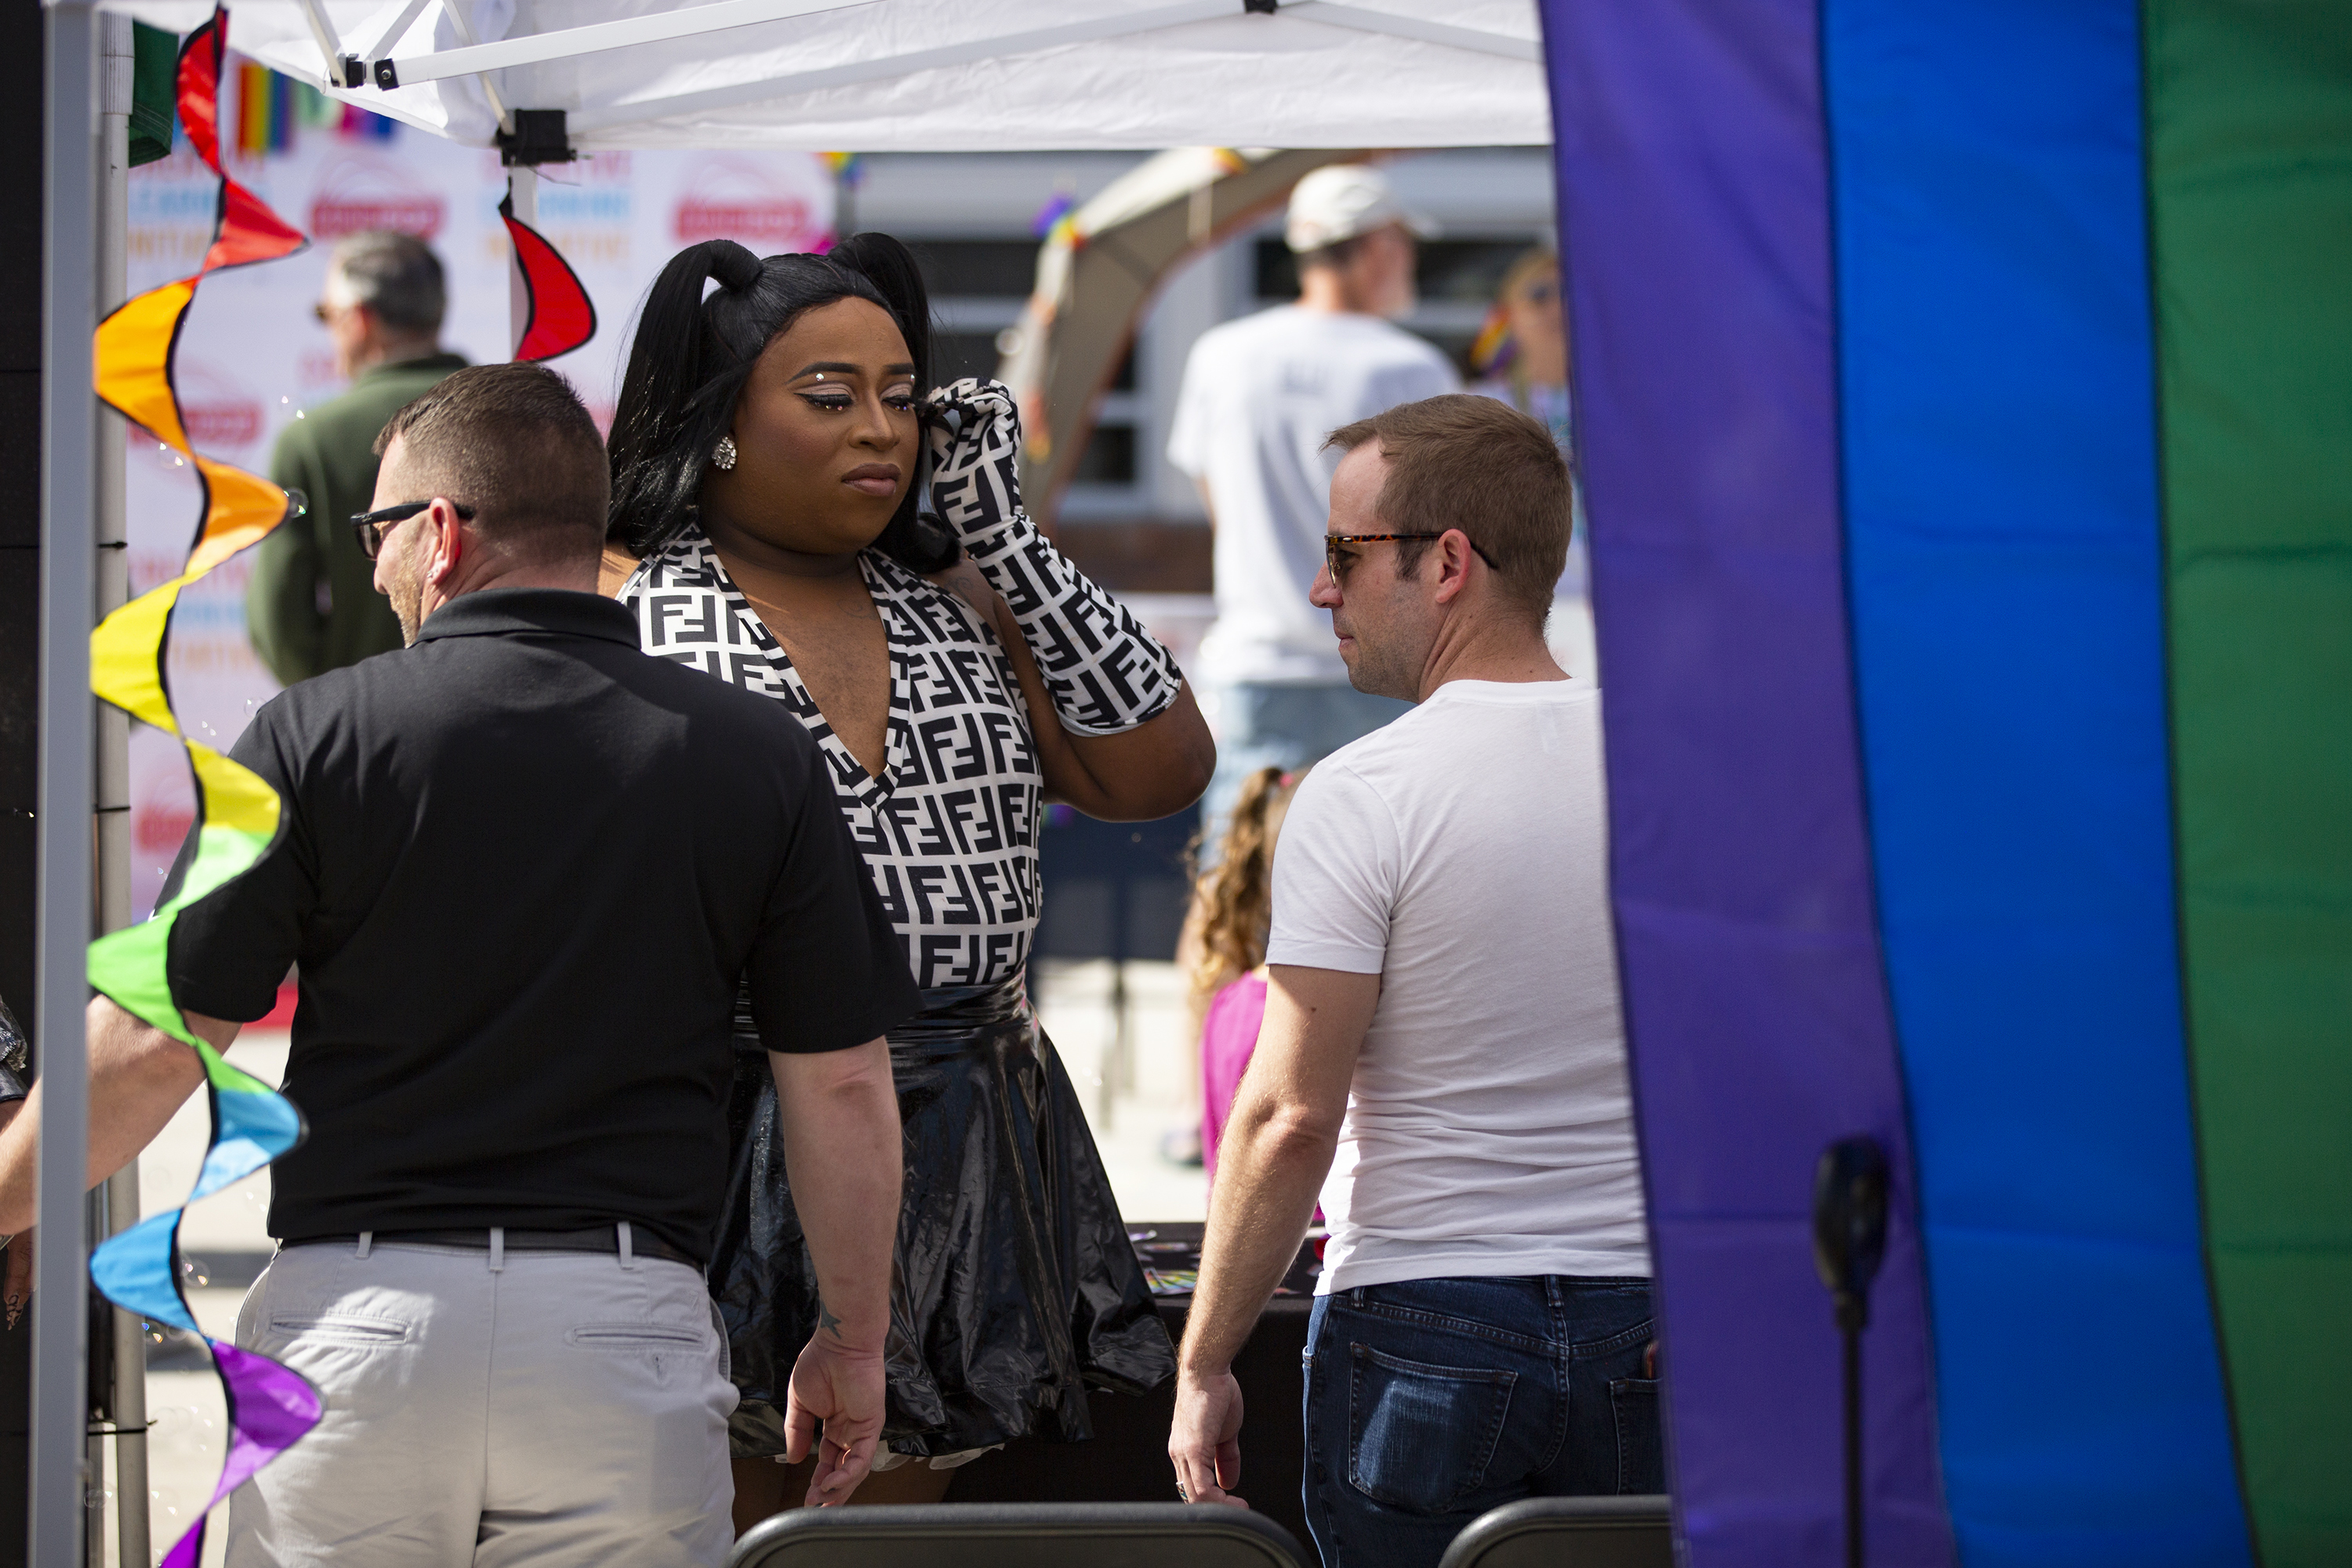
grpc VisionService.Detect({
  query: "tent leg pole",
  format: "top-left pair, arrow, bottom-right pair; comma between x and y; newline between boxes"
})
93,18 -> 145,1566
81,1185 -> 105,1568
103,1170 -> 144,1568
34,2 -> 99,1563
92,17 -> 143,1555
507,166 -> 537,358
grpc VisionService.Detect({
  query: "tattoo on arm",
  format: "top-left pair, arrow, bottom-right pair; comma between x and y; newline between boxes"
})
818,1299 -> 843,1339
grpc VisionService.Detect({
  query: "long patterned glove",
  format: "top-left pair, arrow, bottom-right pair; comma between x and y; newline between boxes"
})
925,378 -> 1184,735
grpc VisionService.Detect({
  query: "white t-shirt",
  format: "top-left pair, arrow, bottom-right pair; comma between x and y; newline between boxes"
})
1167,306 -> 1459,686
1266,678 -> 1648,1291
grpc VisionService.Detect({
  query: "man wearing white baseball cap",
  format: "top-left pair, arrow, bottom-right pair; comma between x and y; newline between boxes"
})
1169,164 -> 1460,862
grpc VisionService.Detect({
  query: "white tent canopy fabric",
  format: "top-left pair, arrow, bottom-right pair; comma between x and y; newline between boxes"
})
102,0 -> 1548,151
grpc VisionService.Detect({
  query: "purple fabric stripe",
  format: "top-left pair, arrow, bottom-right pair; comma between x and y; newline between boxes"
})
1536,3 -> 1954,1563
157,1340 -> 321,1568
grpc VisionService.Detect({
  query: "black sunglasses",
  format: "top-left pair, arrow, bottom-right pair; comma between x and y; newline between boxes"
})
1324,531 -> 1499,579
350,499 -> 474,561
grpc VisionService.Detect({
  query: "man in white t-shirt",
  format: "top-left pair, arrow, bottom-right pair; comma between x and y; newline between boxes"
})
1167,165 -> 1461,853
1167,395 -> 1656,1568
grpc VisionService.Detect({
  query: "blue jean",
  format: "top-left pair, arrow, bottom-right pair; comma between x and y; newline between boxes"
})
1301,1276 -> 1663,1568
1198,681 -> 1412,863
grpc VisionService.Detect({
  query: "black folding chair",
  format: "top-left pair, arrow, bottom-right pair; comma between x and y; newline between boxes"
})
1436,1496 -> 1675,1568
727,1502 -> 1314,1568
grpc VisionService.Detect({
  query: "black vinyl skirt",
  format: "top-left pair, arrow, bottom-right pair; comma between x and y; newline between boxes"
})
710,973 -> 1176,1460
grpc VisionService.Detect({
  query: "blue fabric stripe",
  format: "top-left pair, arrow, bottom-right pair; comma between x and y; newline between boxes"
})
1820,3 -> 2251,1563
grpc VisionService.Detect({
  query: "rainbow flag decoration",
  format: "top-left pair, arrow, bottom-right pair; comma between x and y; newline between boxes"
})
1466,302 -> 1512,377
1535,2 -> 2348,1565
1030,188 -> 1076,241
338,100 -> 398,141
234,60 -> 290,155
89,14 -> 320,1564
234,58 -> 395,148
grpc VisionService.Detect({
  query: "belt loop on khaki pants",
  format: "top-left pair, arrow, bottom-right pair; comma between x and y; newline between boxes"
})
617,1221 -> 639,1272
488,1227 -> 505,1272
354,1232 -> 372,1260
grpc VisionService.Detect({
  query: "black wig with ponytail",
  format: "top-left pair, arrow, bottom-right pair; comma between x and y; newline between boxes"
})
606,231 -> 957,571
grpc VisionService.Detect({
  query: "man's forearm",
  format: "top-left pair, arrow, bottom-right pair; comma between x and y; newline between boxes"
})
770,1040 -> 901,1355
1183,966 -> 1374,1377
0,998 -> 223,1235
1180,1103 -> 1334,1377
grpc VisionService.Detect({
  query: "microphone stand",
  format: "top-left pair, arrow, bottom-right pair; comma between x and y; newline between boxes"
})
1813,1136 -> 1889,1568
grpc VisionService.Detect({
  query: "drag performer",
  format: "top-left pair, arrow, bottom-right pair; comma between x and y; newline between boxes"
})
606,234 -> 1211,1525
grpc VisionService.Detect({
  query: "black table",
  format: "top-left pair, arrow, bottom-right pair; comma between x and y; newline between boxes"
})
946,1224 -> 1319,1548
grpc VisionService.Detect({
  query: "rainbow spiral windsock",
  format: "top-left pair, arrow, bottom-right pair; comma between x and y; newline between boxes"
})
1534,2 -> 2348,1566
85,13 -> 319,1565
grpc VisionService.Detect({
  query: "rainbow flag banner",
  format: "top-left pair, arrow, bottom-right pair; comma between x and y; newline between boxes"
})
234,60 -> 290,154
1537,2 -> 2347,1566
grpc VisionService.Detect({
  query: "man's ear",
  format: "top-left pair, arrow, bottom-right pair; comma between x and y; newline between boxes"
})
426,499 -> 466,587
1432,529 -> 1477,606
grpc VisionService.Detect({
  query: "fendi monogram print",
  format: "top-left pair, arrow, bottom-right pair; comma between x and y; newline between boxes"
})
621,530 -> 1044,989
926,378 -> 1185,735
957,511 -> 1185,735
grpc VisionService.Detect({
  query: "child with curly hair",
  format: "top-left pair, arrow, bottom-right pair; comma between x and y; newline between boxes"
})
1179,764 -> 1307,1184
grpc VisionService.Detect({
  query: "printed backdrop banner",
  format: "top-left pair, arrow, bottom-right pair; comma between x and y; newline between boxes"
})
125,67 -> 837,920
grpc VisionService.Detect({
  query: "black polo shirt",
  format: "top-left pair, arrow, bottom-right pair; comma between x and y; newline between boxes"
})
168,589 -> 918,1261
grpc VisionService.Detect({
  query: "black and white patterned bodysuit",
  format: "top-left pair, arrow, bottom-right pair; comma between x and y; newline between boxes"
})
621,531 -> 1047,989
620,387 -> 1183,987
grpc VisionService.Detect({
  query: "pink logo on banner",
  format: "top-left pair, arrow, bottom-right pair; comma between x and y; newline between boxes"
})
310,155 -> 447,239
178,361 -> 266,452
136,800 -> 194,858
672,158 -> 830,252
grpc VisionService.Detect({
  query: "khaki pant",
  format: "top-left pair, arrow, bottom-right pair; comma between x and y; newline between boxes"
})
226,1235 -> 737,1566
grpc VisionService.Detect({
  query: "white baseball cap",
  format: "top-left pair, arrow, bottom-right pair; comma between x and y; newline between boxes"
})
1284,165 -> 1440,254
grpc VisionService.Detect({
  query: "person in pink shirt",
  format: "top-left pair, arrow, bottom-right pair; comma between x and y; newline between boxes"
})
1181,765 -> 1306,1184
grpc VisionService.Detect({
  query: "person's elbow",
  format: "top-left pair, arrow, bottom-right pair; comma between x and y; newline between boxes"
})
1093,700 -> 1217,821
1167,723 -> 1216,808
779,1037 -> 898,1123
88,996 -> 209,1098
1246,1096 -> 1343,1170
1135,728 -> 1215,818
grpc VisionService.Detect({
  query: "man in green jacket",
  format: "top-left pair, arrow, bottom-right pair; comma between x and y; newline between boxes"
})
246,230 -> 467,684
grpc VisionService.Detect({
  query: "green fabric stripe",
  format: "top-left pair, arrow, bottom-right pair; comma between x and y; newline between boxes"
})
2144,4 -> 2352,1563
129,22 -> 177,167
86,824 -> 271,1046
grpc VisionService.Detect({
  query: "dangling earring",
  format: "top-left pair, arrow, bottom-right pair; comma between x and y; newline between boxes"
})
712,434 -> 738,471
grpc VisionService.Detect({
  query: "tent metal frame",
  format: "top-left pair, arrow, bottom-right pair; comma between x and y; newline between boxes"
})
254,0 -> 1541,136
371,0 -> 873,85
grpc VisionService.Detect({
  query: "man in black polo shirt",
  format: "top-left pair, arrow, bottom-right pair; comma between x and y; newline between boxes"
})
0,364 -> 916,1564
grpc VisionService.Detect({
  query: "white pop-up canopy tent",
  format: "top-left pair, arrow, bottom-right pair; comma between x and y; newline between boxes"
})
103,0 -> 1548,150
102,0 -> 1549,459
32,4 -> 1546,1560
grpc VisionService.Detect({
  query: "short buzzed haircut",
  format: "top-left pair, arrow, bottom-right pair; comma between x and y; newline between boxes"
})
1296,234 -> 1370,275
1324,394 -> 1571,622
376,364 -> 608,554
330,230 -> 446,335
